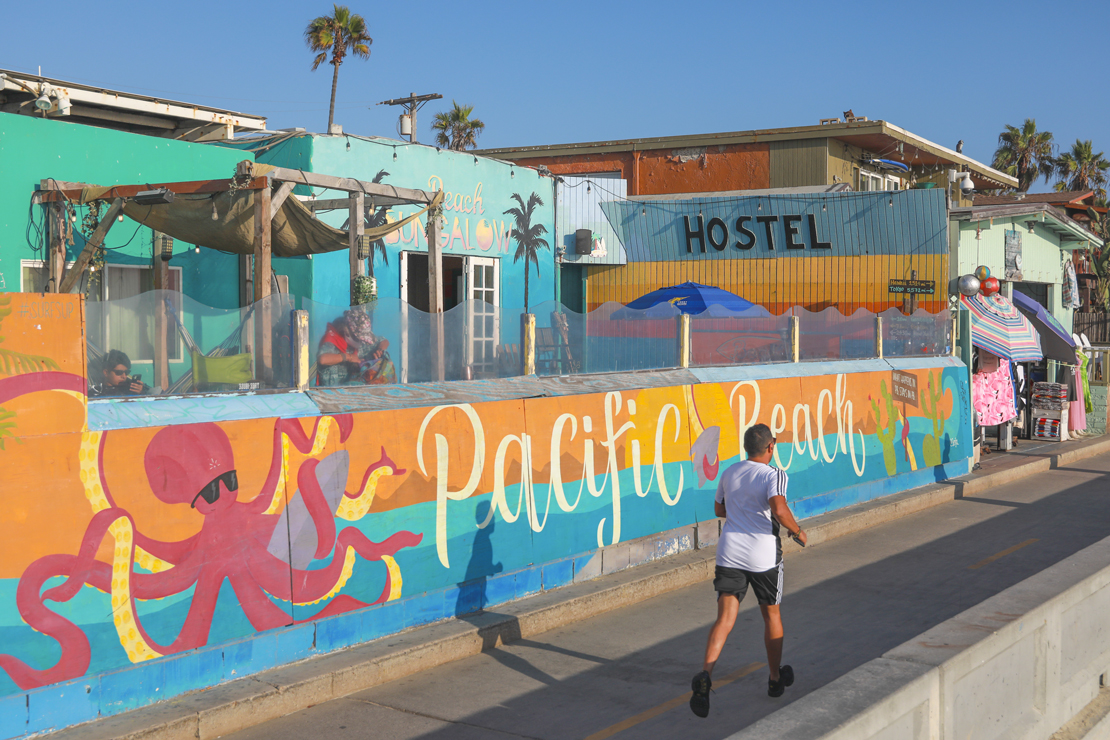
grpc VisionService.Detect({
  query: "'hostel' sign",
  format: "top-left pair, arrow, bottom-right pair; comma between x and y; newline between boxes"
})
598,190 -> 948,262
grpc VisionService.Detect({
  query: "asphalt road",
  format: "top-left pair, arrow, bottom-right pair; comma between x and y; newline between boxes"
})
222,447 -> 1110,740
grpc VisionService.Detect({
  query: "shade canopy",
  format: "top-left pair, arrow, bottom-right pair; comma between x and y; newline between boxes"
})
1012,290 -> 1078,365
960,293 -> 1043,362
620,282 -> 769,317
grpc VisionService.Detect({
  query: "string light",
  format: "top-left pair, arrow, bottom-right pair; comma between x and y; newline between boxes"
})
117,212 -> 124,222
393,147 -> 397,161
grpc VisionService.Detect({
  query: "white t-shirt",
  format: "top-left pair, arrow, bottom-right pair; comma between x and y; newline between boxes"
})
715,460 -> 788,572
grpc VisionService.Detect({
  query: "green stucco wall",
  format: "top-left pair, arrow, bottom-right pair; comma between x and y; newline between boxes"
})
953,216 -> 1080,332
0,113 -> 246,307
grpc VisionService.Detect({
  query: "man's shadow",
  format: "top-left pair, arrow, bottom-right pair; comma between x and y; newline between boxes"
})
455,501 -> 503,617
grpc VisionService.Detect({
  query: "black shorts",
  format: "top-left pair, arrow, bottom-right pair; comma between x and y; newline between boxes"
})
714,563 -> 783,606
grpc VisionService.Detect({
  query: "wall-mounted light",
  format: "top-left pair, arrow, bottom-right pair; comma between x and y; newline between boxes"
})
34,85 -> 53,111
133,188 -> 174,206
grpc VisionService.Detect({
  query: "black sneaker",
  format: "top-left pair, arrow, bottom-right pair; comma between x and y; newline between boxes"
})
690,670 -> 712,717
768,665 -> 794,697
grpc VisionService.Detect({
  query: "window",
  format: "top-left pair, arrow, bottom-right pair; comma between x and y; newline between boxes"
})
103,264 -> 183,362
858,170 -> 902,192
21,260 -> 93,296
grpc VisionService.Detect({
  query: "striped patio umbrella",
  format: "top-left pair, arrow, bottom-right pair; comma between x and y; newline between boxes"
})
960,293 -> 1043,362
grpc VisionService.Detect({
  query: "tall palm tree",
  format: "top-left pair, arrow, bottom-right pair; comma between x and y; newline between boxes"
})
305,5 -> 372,133
992,119 -> 1055,192
1054,139 -> 1110,196
431,101 -> 486,151
504,192 -> 549,311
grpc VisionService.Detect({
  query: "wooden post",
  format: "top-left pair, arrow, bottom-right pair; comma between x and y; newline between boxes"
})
349,191 -> 365,304
678,314 -> 691,368
522,314 -> 537,376
48,202 -> 66,293
790,316 -> 800,363
153,243 -> 171,392
427,211 -> 445,381
59,199 -> 124,293
254,185 -> 272,383
239,255 -> 253,307
875,316 -> 884,359
292,310 -> 310,390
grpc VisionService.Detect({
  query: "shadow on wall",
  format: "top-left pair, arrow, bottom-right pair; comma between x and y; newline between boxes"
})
456,501 -> 503,617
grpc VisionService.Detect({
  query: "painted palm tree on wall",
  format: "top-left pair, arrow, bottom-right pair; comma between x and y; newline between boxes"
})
992,119 -> 1055,193
504,193 -> 549,312
1054,139 -> 1110,197
305,5 -> 372,133
431,101 -> 486,151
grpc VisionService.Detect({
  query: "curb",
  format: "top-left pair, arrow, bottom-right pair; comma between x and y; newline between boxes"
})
49,435 -> 1110,740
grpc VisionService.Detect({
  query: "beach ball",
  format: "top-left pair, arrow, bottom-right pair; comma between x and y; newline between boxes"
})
980,276 -> 1000,296
958,275 -> 981,296
974,265 -> 991,281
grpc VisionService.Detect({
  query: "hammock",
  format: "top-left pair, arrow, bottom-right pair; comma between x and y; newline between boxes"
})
165,299 -> 256,394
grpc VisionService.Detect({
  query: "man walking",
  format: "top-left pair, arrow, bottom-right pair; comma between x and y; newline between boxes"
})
690,423 -> 807,718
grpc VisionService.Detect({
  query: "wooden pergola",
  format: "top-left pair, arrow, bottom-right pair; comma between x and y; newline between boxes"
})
36,161 -> 447,389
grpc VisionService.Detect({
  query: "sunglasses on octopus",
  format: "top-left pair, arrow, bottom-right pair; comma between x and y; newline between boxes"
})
191,470 -> 239,508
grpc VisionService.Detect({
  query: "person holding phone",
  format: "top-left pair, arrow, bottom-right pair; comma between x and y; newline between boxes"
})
89,349 -> 149,397
690,423 -> 806,718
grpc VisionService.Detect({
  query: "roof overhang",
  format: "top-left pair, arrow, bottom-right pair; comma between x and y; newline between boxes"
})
476,119 -> 1017,190
0,68 -> 267,141
951,203 -> 1104,249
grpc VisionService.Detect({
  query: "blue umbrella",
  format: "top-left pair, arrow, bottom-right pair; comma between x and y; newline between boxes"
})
619,282 -> 767,316
1012,290 -> 1077,364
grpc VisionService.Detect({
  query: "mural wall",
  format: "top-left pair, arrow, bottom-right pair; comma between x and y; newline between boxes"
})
0,294 -> 971,731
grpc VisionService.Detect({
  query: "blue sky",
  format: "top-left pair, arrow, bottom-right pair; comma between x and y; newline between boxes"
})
2,0 -> 1105,193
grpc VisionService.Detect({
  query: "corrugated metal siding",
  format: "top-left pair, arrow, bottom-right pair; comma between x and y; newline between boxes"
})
601,190 -> 948,261
590,190 -> 949,315
769,139 -> 828,188
587,255 -> 947,315
555,175 -> 627,265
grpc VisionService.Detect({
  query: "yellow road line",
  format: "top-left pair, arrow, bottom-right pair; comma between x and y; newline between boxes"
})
583,662 -> 765,740
968,539 -> 1039,570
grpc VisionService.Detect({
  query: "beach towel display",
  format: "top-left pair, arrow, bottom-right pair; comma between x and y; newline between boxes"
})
1032,381 -> 1070,441
971,353 -> 1017,426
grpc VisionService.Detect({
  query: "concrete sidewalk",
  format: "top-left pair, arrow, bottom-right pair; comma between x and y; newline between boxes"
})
49,434 -> 1110,740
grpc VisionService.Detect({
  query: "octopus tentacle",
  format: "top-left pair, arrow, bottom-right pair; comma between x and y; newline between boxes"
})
336,447 -> 406,521
0,554 -> 93,690
249,528 -> 422,606
80,431 -> 189,569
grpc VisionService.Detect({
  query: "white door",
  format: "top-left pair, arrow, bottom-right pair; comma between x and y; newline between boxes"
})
465,257 -> 499,376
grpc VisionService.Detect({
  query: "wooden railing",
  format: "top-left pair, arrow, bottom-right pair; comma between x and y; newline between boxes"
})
1073,312 -> 1110,344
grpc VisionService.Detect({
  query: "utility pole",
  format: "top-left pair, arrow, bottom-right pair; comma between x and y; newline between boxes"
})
376,92 -> 442,144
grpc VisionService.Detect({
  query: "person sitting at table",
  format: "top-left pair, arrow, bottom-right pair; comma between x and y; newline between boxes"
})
344,308 -> 396,385
89,349 -> 151,398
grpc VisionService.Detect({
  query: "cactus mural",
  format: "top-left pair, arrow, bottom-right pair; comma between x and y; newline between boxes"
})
920,370 -> 949,467
870,380 -> 899,476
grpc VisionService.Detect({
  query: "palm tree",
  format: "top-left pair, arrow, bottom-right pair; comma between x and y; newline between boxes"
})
1054,139 -> 1110,196
431,101 -> 486,151
992,119 -> 1055,192
364,169 -> 391,276
305,5 -> 372,133
504,193 -> 549,311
